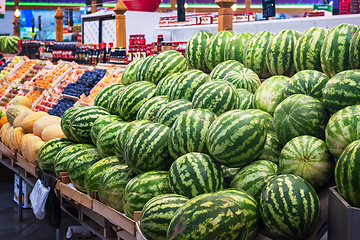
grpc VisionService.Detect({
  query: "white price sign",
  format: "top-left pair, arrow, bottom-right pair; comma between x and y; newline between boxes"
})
0,0 -> 5,19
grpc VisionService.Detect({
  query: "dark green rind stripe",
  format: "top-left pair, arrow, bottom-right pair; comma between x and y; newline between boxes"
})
245,109 -> 275,133
260,174 -> 321,239
224,32 -> 253,64
237,89 -> 255,110
279,135 -> 333,189
209,60 -> 244,80
122,58 -> 144,85
136,96 -> 168,121
123,171 -> 171,219
221,165 -> 240,187
255,133 -> 281,164
61,106 -> 85,142
224,68 -> 261,93
192,80 -> 240,116
168,69 -> 210,101
325,105 -> 360,159
96,122 -> 128,158
168,153 -> 225,198
206,110 -> 267,167
94,84 -> 124,109
186,31 -> 213,73
155,99 -> 192,127
294,27 -> 329,72
107,87 -> 126,115
90,115 -> 123,145
321,23 -> 359,77
136,55 -> 156,82
350,28 -> 360,69
155,73 -> 181,96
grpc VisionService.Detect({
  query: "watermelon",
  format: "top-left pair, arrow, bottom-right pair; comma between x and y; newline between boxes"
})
245,109 -> 275,133
224,32 -> 254,64
146,50 -> 189,84
107,86 -> 126,115
192,80 -> 240,116
84,156 -> 120,196
168,152 -> 225,198
350,28 -> 360,69
335,140 -> 360,207
284,70 -> 329,101
90,115 -> 123,145
167,193 -> 247,240
69,106 -> 110,143
117,81 -> 156,121
37,138 -> 73,175
321,23 -> 359,77
136,54 -> 156,82
123,171 -> 171,219
255,133 -> 281,164
114,120 -> 151,163
60,106 -> 85,142
294,27 -> 329,72
221,165 -> 240,187
254,75 -> 289,116
322,70 -> 360,114
155,73 -> 181,96
218,188 -> 259,240
279,135 -> 333,189
98,164 -> 137,212
168,108 -> 216,160
209,60 -> 243,80
94,83 -> 124,109
67,148 -> 102,192
185,31 -> 213,72
230,160 -> 278,202
325,105 -> 360,159
274,94 -> 329,146
237,89 -> 255,110
124,123 -> 171,172
155,99 -> 192,127
243,31 -> 273,79
122,58 -> 144,85
136,96 -> 168,121
53,144 -> 94,177
266,30 -> 301,77
96,122 -> 128,158
140,194 -> 189,240
224,68 -> 261,93
168,69 -> 210,101
207,110 -> 267,167
260,174 -> 320,239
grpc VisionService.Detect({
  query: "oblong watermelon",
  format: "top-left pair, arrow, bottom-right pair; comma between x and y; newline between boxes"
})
255,133 -> 281,164
136,96 -> 168,121
90,115 -> 123,145
122,58 -> 144,85
209,60 -> 243,80
224,32 -> 253,64
237,89 -> 255,110
155,73 -> 181,96
185,31 -> 212,73
96,122 -> 128,158
136,54 -> 156,82
155,99 -> 192,127
350,28 -> 360,69
94,83 -> 124,109
60,106 -> 85,142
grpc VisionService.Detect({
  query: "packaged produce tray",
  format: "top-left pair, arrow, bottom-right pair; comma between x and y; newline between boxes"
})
4,56 -> 29,82
6,59 -> 37,84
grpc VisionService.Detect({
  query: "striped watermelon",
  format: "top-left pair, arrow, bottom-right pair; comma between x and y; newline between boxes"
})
321,23 -> 359,77
155,73 -> 182,96
136,54 -> 156,82
325,105 -> 360,159
167,193 -> 247,240
322,70 -> 360,114
224,32 -> 254,64
221,165 -> 240,187
279,135 -> 333,189
94,83 -> 124,109
255,133 -> 281,164
136,96 -> 168,121
350,28 -> 360,69
168,153 -> 225,198
114,120 -> 151,163
185,31 -> 213,73
84,156 -> 120,196
61,106 -> 85,142
207,110 -> 267,167
107,88 -> 125,116
53,144 -> 94,177
284,70 -> 329,101
122,58 -> 144,85
260,174 -> 320,239
266,30 -> 301,77
67,148 -> 102,192
124,123 -> 171,172
98,164 -> 136,212
205,31 -> 235,71
168,108 -> 216,160
168,69 -> 210,101
294,27 -> 329,72
123,171 -> 171,219
245,109 -> 275,133
230,160 -> 278,201
274,94 -> 329,146
192,80 -> 240,116
140,194 -> 189,240
96,122 -> 128,158
335,140 -> 360,207
147,50 -> 189,84
209,60 -> 243,80
237,89 -> 255,110
243,31 -> 273,79
117,81 -> 156,121
90,115 -> 123,145
254,75 -> 289,116
155,99 -> 192,127
38,138 -> 73,175
218,188 -> 259,239
224,68 -> 261,93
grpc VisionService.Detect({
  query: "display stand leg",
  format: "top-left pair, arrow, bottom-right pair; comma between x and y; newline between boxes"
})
18,173 -> 22,222
56,228 -> 61,240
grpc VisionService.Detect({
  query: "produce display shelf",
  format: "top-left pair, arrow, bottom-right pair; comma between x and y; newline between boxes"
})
0,141 -> 16,161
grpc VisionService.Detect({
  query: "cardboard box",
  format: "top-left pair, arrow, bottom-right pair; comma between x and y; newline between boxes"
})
13,174 -> 33,208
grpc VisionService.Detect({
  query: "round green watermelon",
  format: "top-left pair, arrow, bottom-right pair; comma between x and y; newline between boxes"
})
224,68 -> 261,93
185,31 -> 213,73
224,32 -> 253,64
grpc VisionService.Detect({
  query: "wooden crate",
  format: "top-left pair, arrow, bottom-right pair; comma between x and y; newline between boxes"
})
0,141 -> 16,161
59,182 -> 93,209
15,153 -> 38,177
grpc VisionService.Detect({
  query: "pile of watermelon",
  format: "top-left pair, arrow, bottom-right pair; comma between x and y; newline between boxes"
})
35,22 -> 360,240
0,36 -> 21,54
